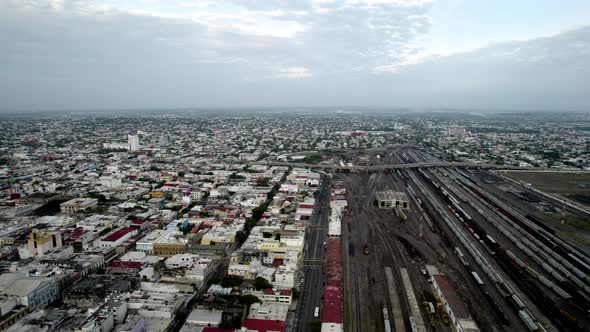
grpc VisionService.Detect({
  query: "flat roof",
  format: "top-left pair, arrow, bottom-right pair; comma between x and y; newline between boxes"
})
322,286 -> 342,323
433,275 -> 469,319
375,190 -> 408,202
101,227 -> 135,242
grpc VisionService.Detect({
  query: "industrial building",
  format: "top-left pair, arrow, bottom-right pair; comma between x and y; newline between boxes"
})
375,190 -> 409,209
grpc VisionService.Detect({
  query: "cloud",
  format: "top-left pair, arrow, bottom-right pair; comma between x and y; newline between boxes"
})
0,0 -> 433,79
0,0 -> 588,110
273,67 -> 313,79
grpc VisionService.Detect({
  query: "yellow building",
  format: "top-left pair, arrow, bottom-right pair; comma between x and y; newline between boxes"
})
153,243 -> 186,257
27,230 -> 62,256
258,240 -> 282,251
150,191 -> 165,198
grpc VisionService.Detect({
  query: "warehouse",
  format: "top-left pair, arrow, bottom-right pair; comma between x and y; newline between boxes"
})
375,190 -> 409,209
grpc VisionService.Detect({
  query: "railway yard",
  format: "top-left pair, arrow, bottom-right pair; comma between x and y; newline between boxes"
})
339,147 -> 590,332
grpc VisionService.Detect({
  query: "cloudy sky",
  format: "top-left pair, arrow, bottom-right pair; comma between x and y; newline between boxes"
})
1,0 -> 589,111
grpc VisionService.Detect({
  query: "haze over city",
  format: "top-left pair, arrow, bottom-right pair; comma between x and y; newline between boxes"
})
2,0 -> 590,111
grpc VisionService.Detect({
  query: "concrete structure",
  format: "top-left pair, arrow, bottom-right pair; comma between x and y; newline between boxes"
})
248,302 -> 289,322
0,273 -> 59,310
184,309 -> 222,327
27,229 -> 63,256
136,230 -> 167,254
165,254 -> 200,269
128,134 -> 140,151
448,127 -> 468,137
0,299 -> 28,331
99,176 -> 122,188
128,284 -> 188,324
273,265 -> 295,289
60,198 -> 98,213
74,294 -> 128,332
96,227 -> 138,248
375,190 -> 409,209
246,288 -> 292,305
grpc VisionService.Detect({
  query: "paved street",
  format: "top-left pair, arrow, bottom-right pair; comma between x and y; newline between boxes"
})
291,175 -> 331,332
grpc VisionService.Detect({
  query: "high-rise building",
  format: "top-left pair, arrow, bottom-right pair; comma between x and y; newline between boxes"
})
128,134 -> 140,151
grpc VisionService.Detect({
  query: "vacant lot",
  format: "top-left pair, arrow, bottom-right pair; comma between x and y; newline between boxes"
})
503,171 -> 590,242
503,171 -> 590,195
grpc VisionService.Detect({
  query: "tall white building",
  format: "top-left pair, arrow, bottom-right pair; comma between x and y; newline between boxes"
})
128,134 -> 140,151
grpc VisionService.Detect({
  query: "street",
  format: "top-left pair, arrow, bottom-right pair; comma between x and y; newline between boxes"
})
291,175 -> 331,332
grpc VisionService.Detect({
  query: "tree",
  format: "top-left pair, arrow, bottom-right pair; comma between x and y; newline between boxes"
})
308,321 -> 322,332
221,275 -> 244,288
178,171 -> 185,178
292,288 -> 300,299
256,177 -> 270,187
251,204 -> 267,221
235,230 -> 247,244
254,277 -> 272,290
238,294 -> 261,306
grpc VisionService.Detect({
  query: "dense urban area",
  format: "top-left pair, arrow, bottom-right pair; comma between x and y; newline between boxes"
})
1,109 -> 590,332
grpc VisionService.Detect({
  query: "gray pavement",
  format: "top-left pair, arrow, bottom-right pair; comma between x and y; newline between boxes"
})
291,175 -> 331,332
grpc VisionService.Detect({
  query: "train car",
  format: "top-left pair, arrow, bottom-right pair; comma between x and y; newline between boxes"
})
472,271 -> 484,286
395,206 -> 408,222
511,294 -> 526,310
518,309 -> 539,331
409,316 -> 419,332
383,306 -> 392,332
524,265 -> 540,279
486,235 -> 498,246
455,247 -> 470,266
481,240 -> 496,255
423,301 -> 436,326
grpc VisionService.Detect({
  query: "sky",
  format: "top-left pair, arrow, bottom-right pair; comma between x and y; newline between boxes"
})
1,0 -> 589,111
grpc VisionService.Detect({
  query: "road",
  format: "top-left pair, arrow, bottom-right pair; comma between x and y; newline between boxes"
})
291,175 -> 331,332
168,259 -> 229,332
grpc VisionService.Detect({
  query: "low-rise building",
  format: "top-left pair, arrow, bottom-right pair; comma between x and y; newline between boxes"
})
96,227 -> 138,248
74,294 -> 128,332
184,308 -> 223,327
60,198 -> 98,213
27,229 -> 63,256
0,273 -> 59,310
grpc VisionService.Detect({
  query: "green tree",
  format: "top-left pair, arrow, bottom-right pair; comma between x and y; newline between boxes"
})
237,294 -> 261,306
235,230 -> 247,244
256,177 -> 270,187
308,321 -> 322,332
254,277 -> 272,290
221,275 -> 244,288
292,288 -> 300,299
